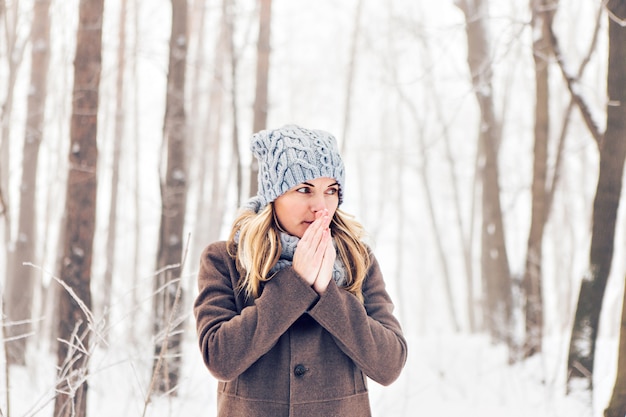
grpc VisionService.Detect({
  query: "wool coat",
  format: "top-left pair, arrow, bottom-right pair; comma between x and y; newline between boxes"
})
194,241 -> 407,417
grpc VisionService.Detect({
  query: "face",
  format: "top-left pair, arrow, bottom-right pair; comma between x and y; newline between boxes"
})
272,177 -> 340,238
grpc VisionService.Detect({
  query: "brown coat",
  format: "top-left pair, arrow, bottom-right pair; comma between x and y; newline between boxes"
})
193,241 -> 407,417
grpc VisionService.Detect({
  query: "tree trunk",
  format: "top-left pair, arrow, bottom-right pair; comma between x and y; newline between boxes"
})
4,0 -> 51,366
395,85 -> 461,332
249,0 -> 272,197
455,0 -> 513,345
187,0 -> 209,264
340,0 -> 363,155
226,0 -> 242,206
151,0 -> 188,395
54,0 -> 104,415
102,0 -> 127,344
415,26 -> 478,332
521,0 -> 556,359
605,277 -> 626,416
567,0 -> 626,393
202,2 -> 228,245
128,0 -> 142,345
1,0 -> 27,247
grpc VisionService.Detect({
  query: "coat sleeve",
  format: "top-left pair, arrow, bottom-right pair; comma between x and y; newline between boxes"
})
193,242 -> 320,381
307,252 -> 408,386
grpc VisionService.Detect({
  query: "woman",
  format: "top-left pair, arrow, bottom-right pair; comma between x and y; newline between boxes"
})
194,124 -> 407,417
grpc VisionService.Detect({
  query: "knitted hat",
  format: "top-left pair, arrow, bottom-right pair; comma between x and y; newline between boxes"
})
249,124 -> 345,210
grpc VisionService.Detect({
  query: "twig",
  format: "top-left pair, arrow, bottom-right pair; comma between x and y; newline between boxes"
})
141,233 -> 191,416
22,262 -> 109,416
2,296 -> 10,417
546,2 -> 604,214
0,184 -> 6,216
23,262 -> 109,349
546,17 -> 604,148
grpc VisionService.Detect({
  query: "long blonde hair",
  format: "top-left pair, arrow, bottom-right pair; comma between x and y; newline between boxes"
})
228,204 -> 371,302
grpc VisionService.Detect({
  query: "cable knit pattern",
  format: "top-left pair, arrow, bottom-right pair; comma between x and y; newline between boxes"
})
250,124 -> 345,209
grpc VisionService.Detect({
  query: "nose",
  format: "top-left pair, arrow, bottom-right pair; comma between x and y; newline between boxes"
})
310,192 -> 326,213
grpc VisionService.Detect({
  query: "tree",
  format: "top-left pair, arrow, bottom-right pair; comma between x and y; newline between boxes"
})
151,0 -> 188,395
188,0 -> 210,264
521,0 -> 556,359
412,11 -> 479,332
1,0 -> 28,247
605,275 -> 626,416
53,0 -> 104,415
566,0 -> 626,393
340,0 -> 364,155
249,0 -> 272,197
101,0 -> 127,341
225,0 -> 242,206
455,0 -> 513,345
127,0 -> 142,344
193,0 -> 229,251
4,0 -> 51,366
392,81 -> 462,332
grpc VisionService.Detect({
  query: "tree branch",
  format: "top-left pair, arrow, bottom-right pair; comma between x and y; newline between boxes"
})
546,20 -> 604,148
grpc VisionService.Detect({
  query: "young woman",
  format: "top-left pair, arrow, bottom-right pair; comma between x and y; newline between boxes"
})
194,124 -> 407,417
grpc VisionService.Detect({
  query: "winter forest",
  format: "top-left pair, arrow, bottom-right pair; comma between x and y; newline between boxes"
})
1,0 -> 626,416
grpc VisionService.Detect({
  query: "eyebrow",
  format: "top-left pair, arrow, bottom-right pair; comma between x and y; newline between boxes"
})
302,181 -> 339,188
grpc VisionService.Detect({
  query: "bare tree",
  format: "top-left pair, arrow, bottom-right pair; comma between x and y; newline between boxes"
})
521,0 -> 557,359
193,0 -> 229,250
455,0 -> 513,345
393,86 -> 461,332
412,20 -> 479,332
127,0 -> 142,344
102,0 -> 127,343
1,0 -> 28,246
566,0 -> 626,393
340,0 -> 364,155
226,0 -> 242,206
523,0 -> 603,361
151,0 -> 188,395
605,279 -> 626,416
4,0 -> 51,366
0,0 -> 9,242
54,0 -> 105,415
187,0 -> 209,264
249,0 -> 272,197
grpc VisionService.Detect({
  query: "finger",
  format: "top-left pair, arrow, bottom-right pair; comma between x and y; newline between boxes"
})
294,215 -> 329,282
313,231 -> 335,293
301,212 -> 330,250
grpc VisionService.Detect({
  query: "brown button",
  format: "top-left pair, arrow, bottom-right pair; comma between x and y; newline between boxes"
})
294,364 -> 307,377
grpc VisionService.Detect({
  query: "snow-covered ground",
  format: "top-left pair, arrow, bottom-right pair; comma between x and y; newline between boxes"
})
8,332 -> 612,417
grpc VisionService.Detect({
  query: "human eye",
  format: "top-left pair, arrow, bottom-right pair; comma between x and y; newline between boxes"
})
295,186 -> 311,194
325,187 -> 339,196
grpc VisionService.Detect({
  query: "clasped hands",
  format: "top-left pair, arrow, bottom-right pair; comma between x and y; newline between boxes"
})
292,209 -> 336,294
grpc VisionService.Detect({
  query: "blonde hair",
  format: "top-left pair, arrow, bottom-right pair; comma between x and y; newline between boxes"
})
228,204 -> 371,302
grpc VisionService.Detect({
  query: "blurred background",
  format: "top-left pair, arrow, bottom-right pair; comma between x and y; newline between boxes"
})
1,0 -> 625,415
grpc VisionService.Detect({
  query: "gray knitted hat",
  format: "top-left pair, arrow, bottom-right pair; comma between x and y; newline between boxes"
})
249,124 -> 345,211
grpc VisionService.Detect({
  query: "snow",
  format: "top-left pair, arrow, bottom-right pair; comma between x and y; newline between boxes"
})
1,0 -> 621,416
7,332 -> 611,416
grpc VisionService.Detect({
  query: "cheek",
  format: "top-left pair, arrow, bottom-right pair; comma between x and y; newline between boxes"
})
274,199 -> 304,225
327,197 -> 339,213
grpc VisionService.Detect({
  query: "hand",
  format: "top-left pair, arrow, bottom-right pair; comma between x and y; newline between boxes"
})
292,210 -> 332,288
312,230 -> 335,294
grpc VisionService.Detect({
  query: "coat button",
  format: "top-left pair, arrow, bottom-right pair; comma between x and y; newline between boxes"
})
294,364 -> 308,377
